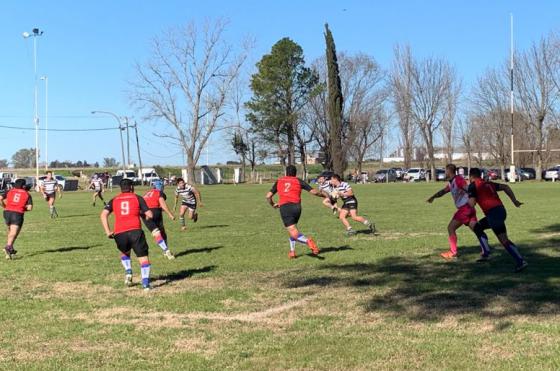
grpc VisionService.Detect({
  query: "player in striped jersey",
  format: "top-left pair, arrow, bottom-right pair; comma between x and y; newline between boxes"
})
173,178 -> 202,231
329,174 -> 375,236
40,171 -> 61,218
90,174 -> 106,207
317,172 -> 339,216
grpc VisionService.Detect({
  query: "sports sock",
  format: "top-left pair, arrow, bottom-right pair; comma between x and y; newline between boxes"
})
180,217 -> 185,227
120,254 -> 132,274
363,219 -> 370,226
295,233 -> 308,244
502,240 -> 524,265
49,206 -> 54,215
152,230 -> 168,251
473,224 -> 491,256
448,235 -> 458,255
140,262 -> 151,287
289,237 -> 296,252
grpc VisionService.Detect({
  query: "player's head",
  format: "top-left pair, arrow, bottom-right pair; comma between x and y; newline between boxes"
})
46,170 -> 53,179
469,167 -> 482,181
152,179 -> 164,192
93,174 -> 98,179
330,174 -> 342,186
176,177 -> 185,188
120,178 -> 134,193
445,164 -> 456,179
13,179 -> 26,189
285,165 -> 297,177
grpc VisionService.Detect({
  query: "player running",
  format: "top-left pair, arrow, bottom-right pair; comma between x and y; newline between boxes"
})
0,179 -> 33,259
173,178 -> 202,231
142,179 -> 176,260
40,171 -> 61,218
90,174 -> 106,207
317,172 -> 339,216
266,165 -> 324,259
467,168 -> 528,272
329,174 -> 375,236
100,179 -> 154,290
427,164 -> 491,261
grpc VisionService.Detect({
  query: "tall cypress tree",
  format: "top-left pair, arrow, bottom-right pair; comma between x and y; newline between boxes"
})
324,23 -> 345,175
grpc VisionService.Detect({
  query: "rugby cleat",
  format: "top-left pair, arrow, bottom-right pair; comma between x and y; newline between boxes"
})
440,251 -> 458,261
164,250 -> 176,260
332,207 -> 338,216
124,273 -> 133,287
4,246 -> 16,260
142,284 -> 152,292
367,222 -> 376,234
306,238 -> 319,255
288,250 -> 297,259
476,254 -> 491,262
193,212 -> 198,223
514,260 -> 528,273
346,229 -> 357,236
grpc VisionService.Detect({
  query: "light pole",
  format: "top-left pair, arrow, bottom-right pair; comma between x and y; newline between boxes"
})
22,28 -> 43,183
91,111 -> 127,172
40,76 -> 48,170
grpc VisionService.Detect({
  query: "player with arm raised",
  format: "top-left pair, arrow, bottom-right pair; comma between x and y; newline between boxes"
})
317,172 -> 339,216
427,164 -> 491,261
0,179 -> 33,259
173,178 -> 202,231
329,174 -> 375,236
90,174 -> 106,207
467,168 -> 528,272
266,165 -> 325,259
100,179 -> 154,290
40,171 -> 61,218
142,180 -> 176,260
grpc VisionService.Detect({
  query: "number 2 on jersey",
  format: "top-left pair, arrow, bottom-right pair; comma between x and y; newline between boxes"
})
284,182 -> 291,193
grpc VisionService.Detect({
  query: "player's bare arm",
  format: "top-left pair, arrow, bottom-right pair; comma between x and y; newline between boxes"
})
341,188 -> 354,198
310,189 -> 326,198
100,209 -> 114,238
193,187 -> 203,207
173,194 -> 179,211
159,197 -> 175,220
427,188 -> 448,203
57,184 -> 63,199
265,191 -> 279,208
0,195 -> 5,208
496,183 -> 523,207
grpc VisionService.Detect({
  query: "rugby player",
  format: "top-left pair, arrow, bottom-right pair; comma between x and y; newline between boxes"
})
90,174 -> 106,207
329,174 -> 375,236
100,179 -> 154,290
266,165 -> 324,259
142,179 -> 176,259
427,164 -> 491,261
173,178 -> 202,231
40,171 -> 61,218
467,168 -> 528,272
317,172 -> 339,216
0,179 -> 33,259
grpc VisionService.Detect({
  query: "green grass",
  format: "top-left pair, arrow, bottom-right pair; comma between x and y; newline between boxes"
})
1,182 -> 560,370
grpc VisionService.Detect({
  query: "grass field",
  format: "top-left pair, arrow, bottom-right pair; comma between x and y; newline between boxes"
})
1,182 -> 559,370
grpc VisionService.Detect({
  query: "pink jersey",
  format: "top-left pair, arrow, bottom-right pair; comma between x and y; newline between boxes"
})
445,176 -> 469,208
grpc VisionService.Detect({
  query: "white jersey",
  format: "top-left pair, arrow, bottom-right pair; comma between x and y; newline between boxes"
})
91,178 -> 103,191
175,185 -> 196,204
445,176 -> 469,208
41,179 -> 58,194
335,181 -> 353,200
319,181 -> 334,195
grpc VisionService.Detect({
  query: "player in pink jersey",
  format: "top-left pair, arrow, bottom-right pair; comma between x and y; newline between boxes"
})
427,164 -> 491,261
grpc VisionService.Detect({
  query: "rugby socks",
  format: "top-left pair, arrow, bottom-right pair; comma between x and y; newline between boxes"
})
140,262 -> 151,288
120,254 -> 132,275
152,230 -> 169,252
473,224 -> 491,256
180,217 -> 185,227
289,237 -> 296,252
502,240 -> 524,265
448,235 -> 458,255
295,233 -> 308,244
49,206 -> 54,216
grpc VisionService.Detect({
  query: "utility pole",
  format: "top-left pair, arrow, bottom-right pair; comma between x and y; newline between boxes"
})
133,121 -> 144,185
509,13 -> 516,183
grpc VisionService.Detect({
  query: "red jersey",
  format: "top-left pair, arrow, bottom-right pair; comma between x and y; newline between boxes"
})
3,188 -> 32,214
467,179 -> 503,214
270,176 -> 312,206
143,189 -> 166,209
105,192 -> 149,234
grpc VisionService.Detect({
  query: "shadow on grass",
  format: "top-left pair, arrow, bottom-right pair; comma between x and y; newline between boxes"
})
28,244 -> 102,256
174,245 -> 224,258
153,265 -> 217,287
57,213 -> 97,219
199,224 -> 229,229
284,243 -> 560,321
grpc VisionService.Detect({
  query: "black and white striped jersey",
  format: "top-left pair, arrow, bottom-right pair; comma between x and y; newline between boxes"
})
319,181 -> 334,195
175,185 -> 196,204
41,179 -> 58,194
335,182 -> 352,200
91,179 -> 103,191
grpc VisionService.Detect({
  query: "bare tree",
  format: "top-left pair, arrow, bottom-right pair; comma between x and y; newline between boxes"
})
130,19 -> 250,182
515,37 -> 558,180
441,80 -> 461,163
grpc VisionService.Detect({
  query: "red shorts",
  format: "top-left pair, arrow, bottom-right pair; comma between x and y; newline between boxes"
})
453,204 -> 477,225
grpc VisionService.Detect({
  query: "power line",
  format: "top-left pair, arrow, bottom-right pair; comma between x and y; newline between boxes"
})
0,124 -> 119,132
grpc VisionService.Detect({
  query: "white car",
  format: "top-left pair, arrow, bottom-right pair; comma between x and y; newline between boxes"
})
142,171 -> 160,183
544,166 -> 560,181
38,175 -> 66,190
404,168 -> 426,182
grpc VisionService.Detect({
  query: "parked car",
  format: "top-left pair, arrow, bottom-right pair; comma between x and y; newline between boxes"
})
392,167 -> 405,180
374,169 -> 397,183
116,170 -> 141,184
519,167 -> 536,180
38,175 -> 66,190
504,168 -> 523,182
544,166 -> 560,181
404,168 -> 425,182
487,169 -> 500,180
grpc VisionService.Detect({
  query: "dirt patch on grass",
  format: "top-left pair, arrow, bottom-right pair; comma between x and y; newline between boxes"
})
174,337 -> 219,357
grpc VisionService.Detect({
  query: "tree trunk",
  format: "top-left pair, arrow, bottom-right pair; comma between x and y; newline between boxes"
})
286,122 -> 295,165
536,120 -> 544,181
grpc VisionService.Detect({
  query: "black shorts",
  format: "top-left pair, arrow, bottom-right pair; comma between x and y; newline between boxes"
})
114,229 -> 149,258
44,193 -> 56,201
479,206 -> 507,235
328,197 -> 338,205
142,208 -> 164,232
181,201 -> 197,210
279,203 -> 302,227
341,197 -> 358,210
4,210 -> 24,227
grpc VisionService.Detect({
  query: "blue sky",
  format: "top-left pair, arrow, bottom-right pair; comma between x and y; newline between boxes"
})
1,0 -> 559,167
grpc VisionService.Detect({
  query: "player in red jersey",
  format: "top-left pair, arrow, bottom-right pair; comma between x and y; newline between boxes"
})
142,180 -> 176,260
467,168 -> 528,272
101,179 -> 154,290
0,179 -> 33,259
427,164 -> 491,261
266,165 -> 325,259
